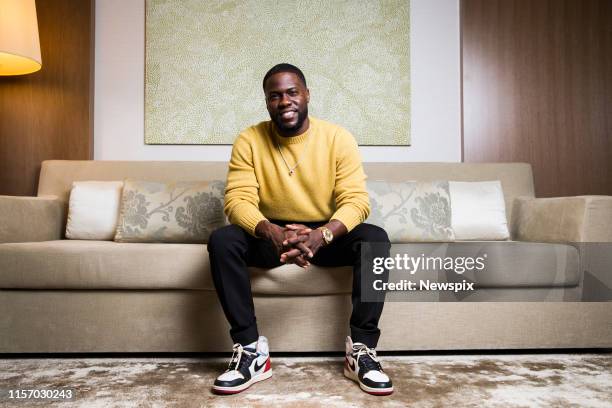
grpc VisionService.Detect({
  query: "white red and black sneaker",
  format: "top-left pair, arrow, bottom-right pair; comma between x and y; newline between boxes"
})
212,336 -> 272,395
344,336 -> 393,396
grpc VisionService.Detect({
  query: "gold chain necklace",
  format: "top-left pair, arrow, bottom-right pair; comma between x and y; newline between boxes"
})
275,132 -> 311,176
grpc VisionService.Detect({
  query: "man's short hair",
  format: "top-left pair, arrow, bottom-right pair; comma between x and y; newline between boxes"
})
262,63 -> 307,89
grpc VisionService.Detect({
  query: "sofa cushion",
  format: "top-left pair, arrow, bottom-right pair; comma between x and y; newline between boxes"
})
38,162 -> 535,228
441,241 -> 580,287
0,240 -> 580,293
114,180 -> 227,243
0,240 -> 352,294
382,241 -> 580,291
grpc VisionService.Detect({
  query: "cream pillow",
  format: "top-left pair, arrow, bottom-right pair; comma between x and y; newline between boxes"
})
449,181 -> 509,240
65,181 -> 124,240
114,179 -> 226,243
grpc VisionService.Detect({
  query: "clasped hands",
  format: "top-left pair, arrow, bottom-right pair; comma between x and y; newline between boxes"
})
255,221 -> 324,268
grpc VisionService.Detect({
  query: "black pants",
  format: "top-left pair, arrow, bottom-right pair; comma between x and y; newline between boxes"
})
208,220 -> 391,348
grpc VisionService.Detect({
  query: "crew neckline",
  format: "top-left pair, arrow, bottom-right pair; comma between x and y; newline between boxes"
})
271,116 -> 315,145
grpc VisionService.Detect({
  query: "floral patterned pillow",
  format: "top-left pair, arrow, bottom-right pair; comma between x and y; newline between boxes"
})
114,179 -> 227,243
366,180 -> 455,242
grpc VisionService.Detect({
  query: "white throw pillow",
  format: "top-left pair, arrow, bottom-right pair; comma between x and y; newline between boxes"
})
66,181 -> 124,240
449,181 -> 509,240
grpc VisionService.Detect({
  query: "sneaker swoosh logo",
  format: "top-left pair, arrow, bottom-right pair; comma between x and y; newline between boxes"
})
254,358 -> 267,372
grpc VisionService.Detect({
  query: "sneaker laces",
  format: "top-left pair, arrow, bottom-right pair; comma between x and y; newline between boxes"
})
227,343 -> 257,372
353,343 -> 383,372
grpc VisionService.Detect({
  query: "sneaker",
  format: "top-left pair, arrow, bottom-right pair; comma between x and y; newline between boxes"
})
344,336 -> 393,395
212,336 -> 272,395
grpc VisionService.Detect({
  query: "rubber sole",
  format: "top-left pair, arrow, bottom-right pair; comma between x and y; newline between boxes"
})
344,367 -> 394,396
212,369 -> 273,395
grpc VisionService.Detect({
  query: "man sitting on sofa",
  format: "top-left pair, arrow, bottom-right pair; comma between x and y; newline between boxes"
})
208,63 -> 393,396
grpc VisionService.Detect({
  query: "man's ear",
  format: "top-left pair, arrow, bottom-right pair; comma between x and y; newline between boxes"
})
306,88 -> 310,103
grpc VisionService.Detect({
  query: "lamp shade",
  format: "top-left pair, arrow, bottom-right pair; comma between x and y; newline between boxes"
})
0,0 -> 42,75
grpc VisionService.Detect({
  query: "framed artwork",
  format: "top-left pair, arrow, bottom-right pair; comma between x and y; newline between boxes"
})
145,0 -> 410,145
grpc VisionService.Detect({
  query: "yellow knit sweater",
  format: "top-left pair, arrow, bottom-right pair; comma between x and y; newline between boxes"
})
224,116 -> 370,236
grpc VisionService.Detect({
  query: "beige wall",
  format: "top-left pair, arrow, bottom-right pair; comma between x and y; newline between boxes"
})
94,0 -> 461,162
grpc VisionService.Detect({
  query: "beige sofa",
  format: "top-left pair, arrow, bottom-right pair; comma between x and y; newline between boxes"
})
1,160 -> 611,353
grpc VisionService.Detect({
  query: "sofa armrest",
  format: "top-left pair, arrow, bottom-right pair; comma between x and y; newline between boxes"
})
0,195 -> 65,243
511,196 -> 612,243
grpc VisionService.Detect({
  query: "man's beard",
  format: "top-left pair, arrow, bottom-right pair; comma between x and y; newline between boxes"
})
272,106 -> 308,134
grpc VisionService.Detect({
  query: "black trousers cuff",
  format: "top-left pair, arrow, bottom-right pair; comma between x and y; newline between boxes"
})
231,324 -> 259,346
350,325 -> 381,348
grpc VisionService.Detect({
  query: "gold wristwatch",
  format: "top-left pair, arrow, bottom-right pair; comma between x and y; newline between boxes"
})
318,226 -> 334,246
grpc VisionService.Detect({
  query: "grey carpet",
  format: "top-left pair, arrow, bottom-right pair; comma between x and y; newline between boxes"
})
1,354 -> 611,407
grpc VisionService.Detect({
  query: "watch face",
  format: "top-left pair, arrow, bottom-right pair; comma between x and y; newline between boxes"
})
323,228 -> 333,243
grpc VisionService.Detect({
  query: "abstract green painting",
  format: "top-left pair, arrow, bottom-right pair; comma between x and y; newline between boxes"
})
145,0 -> 410,145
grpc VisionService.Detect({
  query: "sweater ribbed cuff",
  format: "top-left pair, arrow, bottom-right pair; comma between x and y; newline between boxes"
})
331,205 -> 364,233
233,204 -> 268,237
